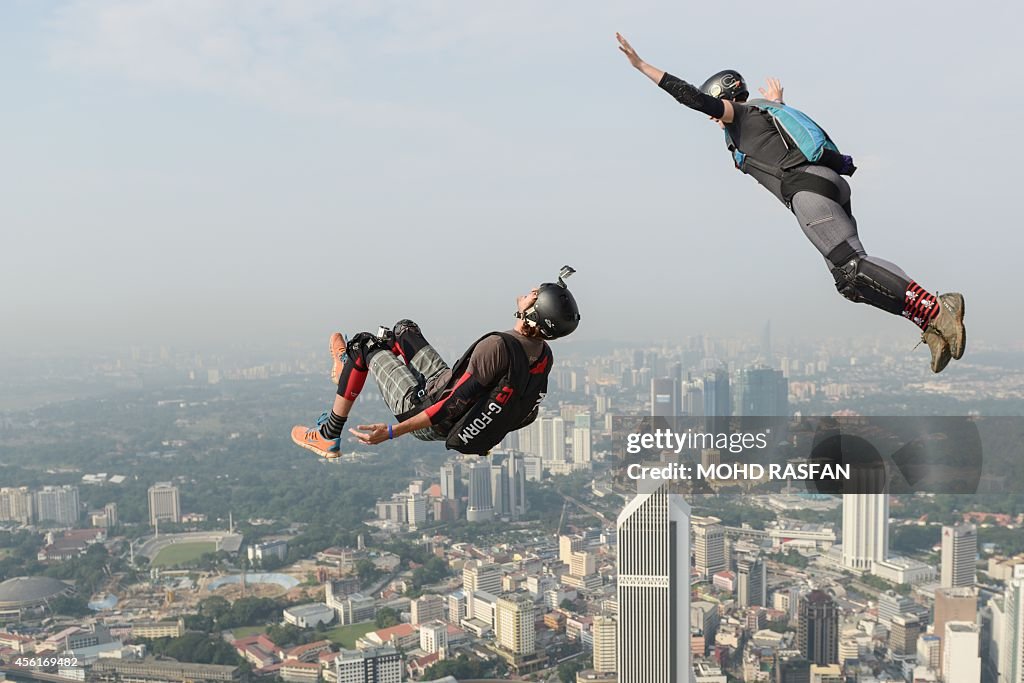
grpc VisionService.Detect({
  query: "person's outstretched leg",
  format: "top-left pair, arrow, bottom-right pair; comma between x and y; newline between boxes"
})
790,166 -> 964,372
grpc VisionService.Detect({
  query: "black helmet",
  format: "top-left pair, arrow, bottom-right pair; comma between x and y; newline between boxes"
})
700,69 -> 748,101
519,266 -> 581,340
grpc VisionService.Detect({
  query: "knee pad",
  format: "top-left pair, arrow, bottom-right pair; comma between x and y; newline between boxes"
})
346,332 -> 389,369
393,319 -> 431,360
827,249 -> 906,315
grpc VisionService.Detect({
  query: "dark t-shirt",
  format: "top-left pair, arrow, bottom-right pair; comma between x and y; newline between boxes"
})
426,330 -> 546,400
723,103 -> 794,205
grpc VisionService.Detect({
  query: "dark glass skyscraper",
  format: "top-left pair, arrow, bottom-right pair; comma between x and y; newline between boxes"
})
798,590 -> 838,666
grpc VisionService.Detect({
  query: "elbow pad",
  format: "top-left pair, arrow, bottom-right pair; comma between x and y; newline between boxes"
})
659,73 -> 725,118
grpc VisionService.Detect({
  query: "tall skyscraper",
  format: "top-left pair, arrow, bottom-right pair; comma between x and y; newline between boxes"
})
616,485 -> 692,683
35,485 -> 80,526
147,482 -> 181,526
440,462 -> 460,500
934,587 -> 977,664
733,365 -> 788,417
941,523 -> 977,588
0,487 -> 34,525
592,615 -> 617,674
466,462 -> 494,522
693,518 -> 726,578
534,416 -> 566,462
994,568 -> 1024,683
491,465 -> 508,516
650,377 -> 679,417
737,554 -> 767,608
798,590 -> 838,666
681,380 -> 704,416
703,367 -> 731,419
572,413 -> 592,465
507,452 -> 527,518
943,622 -> 981,683
495,594 -> 536,655
842,492 -> 889,571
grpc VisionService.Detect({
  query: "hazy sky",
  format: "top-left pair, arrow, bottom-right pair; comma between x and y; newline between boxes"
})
2,1 -> 1020,355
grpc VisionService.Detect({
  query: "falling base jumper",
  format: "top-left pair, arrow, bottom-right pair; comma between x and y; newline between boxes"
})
616,33 -> 966,373
291,267 -> 581,459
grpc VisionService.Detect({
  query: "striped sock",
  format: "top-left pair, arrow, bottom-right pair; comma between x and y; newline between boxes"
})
902,282 -> 940,330
320,412 -> 347,440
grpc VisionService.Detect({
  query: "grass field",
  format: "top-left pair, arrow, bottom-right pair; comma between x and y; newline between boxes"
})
151,541 -> 217,567
230,626 -> 267,638
325,622 -> 375,649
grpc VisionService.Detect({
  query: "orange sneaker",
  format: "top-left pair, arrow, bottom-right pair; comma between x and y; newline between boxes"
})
291,420 -> 341,459
329,332 -> 347,384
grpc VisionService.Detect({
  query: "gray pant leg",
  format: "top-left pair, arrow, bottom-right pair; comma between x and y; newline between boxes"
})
789,166 -> 860,259
790,166 -> 911,314
408,346 -> 449,385
368,352 -> 443,441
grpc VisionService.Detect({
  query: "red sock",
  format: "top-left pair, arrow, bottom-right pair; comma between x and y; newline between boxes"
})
902,282 -> 940,330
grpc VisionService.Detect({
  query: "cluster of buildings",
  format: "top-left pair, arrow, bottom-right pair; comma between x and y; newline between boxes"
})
0,481 -> 185,532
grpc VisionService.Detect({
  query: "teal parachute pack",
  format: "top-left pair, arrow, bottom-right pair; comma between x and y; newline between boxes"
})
725,98 -> 855,178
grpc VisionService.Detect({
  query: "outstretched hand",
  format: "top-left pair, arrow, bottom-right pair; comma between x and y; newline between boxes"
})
349,424 -> 390,445
759,77 -> 784,102
616,33 -> 644,69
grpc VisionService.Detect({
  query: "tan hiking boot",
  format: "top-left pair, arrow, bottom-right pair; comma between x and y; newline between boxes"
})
928,293 -> 966,360
921,327 -> 952,373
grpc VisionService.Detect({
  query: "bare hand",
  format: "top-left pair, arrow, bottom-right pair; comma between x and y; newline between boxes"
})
758,77 -> 784,103
616,33 -> 644,69
349,424 -> 390,445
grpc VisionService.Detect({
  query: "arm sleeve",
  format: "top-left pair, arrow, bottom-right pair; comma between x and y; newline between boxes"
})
424,372 -> 486,425
658,72 -> 725,119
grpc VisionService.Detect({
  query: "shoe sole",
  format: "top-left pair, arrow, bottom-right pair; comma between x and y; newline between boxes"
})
946,294 -> 966,360
329,333 -> 347,384
292,433 -> 341,459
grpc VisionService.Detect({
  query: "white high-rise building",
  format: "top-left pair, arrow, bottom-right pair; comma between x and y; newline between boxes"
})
463,561 -> 502,596
147,482 -> 181,526
335,646 -> 401,683
572,413 -> 592,466
693,517 -> 726,578
35,485 -> 80,526
592,615 -> 617,674
0,487 -> 34,525
490,465 -> 508,516
941,523 -> 977,588
440,462 -> 460,500
539,416 -> 566,462
616,484 -> 693,683
410,594 -> 446,625
495,594 -> 535,655
419,620 -> 448,656
466,462 -> 494,522
943,621 -> 981,683
506,453 -> 527,519
842,492 -> 889,571
406,494 -> 427,528
995,568 -> 1024,683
